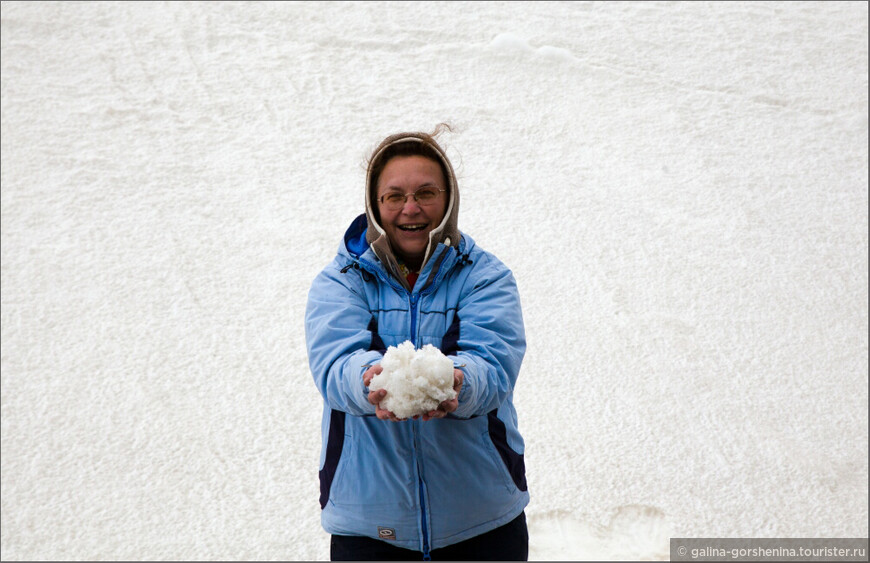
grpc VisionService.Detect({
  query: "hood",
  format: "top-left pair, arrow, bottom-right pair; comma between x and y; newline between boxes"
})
364,132 -> 460,288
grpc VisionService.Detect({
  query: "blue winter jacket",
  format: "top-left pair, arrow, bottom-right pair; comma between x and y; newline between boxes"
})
305,213 -> 529,554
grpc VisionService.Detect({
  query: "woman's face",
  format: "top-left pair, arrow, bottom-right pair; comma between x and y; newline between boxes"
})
376,155 -> 448,270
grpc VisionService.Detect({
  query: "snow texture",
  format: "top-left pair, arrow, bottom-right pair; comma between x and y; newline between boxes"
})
1,1 -> 867,561
369,342 -> 457,419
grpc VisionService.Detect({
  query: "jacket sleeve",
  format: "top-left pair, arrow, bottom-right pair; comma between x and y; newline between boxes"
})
305,261 -> 383,416
449,254 -> 527,419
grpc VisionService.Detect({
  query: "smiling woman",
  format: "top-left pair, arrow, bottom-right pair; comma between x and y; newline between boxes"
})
305,125 -> 530,560
364,124 -> 460,287
375,156 -> 448,272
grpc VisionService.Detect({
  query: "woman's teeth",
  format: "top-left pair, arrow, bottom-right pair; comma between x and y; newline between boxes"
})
398,224 -> 426,231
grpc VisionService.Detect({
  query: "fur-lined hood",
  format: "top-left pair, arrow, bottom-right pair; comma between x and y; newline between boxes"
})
364,132 -> 460,290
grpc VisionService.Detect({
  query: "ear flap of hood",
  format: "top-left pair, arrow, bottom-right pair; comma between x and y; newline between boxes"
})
364,132 -> 460,289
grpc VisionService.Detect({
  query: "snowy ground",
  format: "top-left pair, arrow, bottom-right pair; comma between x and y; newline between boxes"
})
1,1 -> 867,560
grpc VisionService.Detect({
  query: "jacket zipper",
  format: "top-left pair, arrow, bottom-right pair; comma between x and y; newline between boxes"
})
409,294 -> 419,346
413,410 -> 431,559
359,253 -> 456,559
409,292 -> 430,558
418,469 -> 431,559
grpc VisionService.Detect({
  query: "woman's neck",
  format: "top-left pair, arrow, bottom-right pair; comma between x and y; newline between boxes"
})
398,257 -> 421,274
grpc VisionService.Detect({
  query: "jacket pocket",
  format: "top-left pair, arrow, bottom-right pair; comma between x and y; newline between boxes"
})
319,409 -> 347,509
329,423 -> 416,509
483,410 -> 528,492
480,431 -> 519,493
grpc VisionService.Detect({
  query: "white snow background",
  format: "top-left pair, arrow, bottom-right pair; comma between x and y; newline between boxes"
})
1,1 -> 867,560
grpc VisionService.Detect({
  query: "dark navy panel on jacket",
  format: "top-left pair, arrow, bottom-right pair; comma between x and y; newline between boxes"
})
487,410 -> 528,492
319,409 -> 346,509
368,316 -> 387,354
439,313 -> 461,357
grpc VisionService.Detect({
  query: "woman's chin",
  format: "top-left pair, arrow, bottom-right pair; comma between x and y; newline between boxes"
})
395,238 -> 425,255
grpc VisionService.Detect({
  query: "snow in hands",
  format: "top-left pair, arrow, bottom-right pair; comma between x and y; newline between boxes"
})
369,342 -> 457,419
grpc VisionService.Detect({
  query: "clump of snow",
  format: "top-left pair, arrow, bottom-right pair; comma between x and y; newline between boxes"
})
369,342 -> 456,419
536,45 -> 574,62
488,32 -> 574,62
488,32 -> 533,53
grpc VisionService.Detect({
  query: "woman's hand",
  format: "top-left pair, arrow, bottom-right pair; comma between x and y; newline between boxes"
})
363,365 -> 404,422
421,368 -> 463,421
364,365 -> 463,422
362,364 -> 382,388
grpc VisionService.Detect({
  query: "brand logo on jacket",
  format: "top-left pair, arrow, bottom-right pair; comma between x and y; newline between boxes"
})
377,527 -> 396,540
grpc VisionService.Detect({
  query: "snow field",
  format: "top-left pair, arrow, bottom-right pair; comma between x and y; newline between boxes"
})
1,1 -> 867,560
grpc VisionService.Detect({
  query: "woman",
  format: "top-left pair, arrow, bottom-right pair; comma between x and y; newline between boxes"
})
305,126 -> 529,561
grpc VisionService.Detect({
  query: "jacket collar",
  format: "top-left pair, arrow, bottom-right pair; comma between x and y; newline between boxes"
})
341,214 -> 471,294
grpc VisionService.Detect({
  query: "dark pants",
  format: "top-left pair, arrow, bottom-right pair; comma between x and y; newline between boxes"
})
330,511 -> 528,561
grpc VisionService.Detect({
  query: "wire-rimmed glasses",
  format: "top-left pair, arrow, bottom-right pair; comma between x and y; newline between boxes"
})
378,188 -> 446,211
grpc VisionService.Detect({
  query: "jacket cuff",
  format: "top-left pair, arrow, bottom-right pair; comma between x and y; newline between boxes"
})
449,355 -> 475,419
353,350 -> 384,414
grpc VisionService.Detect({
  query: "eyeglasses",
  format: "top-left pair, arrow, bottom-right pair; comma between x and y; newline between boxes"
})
378,188 -> 446,211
